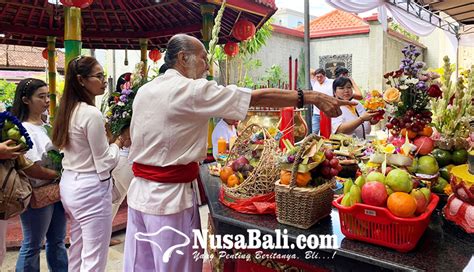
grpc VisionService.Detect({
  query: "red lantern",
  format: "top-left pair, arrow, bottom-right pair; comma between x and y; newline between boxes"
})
149,49 -> 162,63
60,0 -> 94,8
232,19 -> 256,41
223,42 -> 239,57
42,48 -> 48,60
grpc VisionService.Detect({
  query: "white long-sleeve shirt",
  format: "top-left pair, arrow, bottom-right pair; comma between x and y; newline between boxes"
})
61,102 -> 120,180
128,68 -> 251,215
312,77 -> 334,115
331,102 -> 371,139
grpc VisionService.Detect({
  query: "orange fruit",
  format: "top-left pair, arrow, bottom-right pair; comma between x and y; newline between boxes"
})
280,170 -> 291,185
296,172 -> 312,187
387,192 -> 417,218
401,128 -> 417,139
419,126 -> 433,137
227,174 -> 240,187
220,166 -> 234,184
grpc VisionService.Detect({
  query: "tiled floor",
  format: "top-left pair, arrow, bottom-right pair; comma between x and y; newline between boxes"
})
1,205 -> 212,272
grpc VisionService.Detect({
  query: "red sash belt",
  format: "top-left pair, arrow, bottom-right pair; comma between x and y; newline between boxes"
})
132,162 -> 199,183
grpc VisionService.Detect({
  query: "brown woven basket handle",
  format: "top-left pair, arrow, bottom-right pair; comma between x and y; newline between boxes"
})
224,123 -> 267,166
289,133 -> 321,188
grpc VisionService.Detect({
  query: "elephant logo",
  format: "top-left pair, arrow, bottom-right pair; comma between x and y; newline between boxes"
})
134,226 -> 191,263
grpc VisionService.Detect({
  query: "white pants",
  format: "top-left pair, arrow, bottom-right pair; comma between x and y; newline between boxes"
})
60,170 -> 113,272
111,156 -> 134,219
0,219 -> 6,266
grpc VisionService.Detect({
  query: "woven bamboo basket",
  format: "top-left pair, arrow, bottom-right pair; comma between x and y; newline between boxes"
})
275,133 -> 335,229
222,124 -> 280,199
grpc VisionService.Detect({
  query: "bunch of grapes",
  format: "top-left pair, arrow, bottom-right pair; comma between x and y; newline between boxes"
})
385,109 -> 432,134
312,149 -> 342,179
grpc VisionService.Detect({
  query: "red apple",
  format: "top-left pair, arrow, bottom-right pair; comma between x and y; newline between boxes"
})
361,182 -> 388,207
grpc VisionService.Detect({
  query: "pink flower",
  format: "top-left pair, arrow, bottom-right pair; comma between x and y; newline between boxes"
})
418,74 -> 429,81
431,130 -> 441,141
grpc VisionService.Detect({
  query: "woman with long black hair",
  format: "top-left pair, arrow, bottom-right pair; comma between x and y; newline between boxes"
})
52,56 -> 128,271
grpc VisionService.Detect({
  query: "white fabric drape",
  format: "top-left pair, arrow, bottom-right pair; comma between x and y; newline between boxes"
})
325,0 -> 437,36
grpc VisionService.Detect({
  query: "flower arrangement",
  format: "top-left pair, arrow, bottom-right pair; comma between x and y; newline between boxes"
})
383,44 -> 440,136
106,62 -> 148,137
364,90 -> 385,121
0,111 -> 33,151
431,56 -> 473,140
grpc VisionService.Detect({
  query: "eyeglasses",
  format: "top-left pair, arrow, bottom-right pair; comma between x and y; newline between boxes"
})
87,73 -> 107,82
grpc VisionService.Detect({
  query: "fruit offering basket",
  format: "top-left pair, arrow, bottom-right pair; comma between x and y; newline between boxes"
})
333,194 -> 439,252
275,134 -> 337,229
220,124 -> 280,199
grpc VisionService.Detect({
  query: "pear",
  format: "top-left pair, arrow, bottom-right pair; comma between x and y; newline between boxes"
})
419,187 -> 431,202
411,189 -> 428,214
349,185 -> 362,204
386,185 -> 394,195
341,193 -> 352,207
343,179 -> 353,194
354,175 -> 366,188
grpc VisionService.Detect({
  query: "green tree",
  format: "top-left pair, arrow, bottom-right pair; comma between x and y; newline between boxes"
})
389,22 -> 419,41
212,20 -> 273,86
259,65 -> 286,87
0,80 -> 17,107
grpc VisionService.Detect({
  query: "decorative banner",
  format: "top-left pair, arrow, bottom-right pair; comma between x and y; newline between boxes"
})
148,48 -> 162,63
223,42 -> 239,57
60,0 -> 94,8
232,19 -> 256,41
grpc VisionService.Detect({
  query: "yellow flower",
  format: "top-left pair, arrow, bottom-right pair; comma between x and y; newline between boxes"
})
370,90 -> 382,97
383,144 -> 396,154
106,111 -> 112,117
383,87 -> 401,103
366,162 -> 381,168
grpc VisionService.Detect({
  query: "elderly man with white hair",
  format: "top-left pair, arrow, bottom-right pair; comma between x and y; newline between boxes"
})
124,33 -> 356,271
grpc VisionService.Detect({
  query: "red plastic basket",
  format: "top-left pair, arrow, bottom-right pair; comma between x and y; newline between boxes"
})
332,194 -> 439,252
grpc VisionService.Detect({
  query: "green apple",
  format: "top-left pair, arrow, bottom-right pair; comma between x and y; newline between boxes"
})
432,177 -> 448,194
7,127 -> 21,141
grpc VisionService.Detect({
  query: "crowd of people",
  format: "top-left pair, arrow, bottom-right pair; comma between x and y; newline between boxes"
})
1,34 -> 357,271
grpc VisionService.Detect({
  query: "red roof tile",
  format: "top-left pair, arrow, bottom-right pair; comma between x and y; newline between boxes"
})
296,10 -> 370,38
0,45 -> 65,71
272,24 -> 304,38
